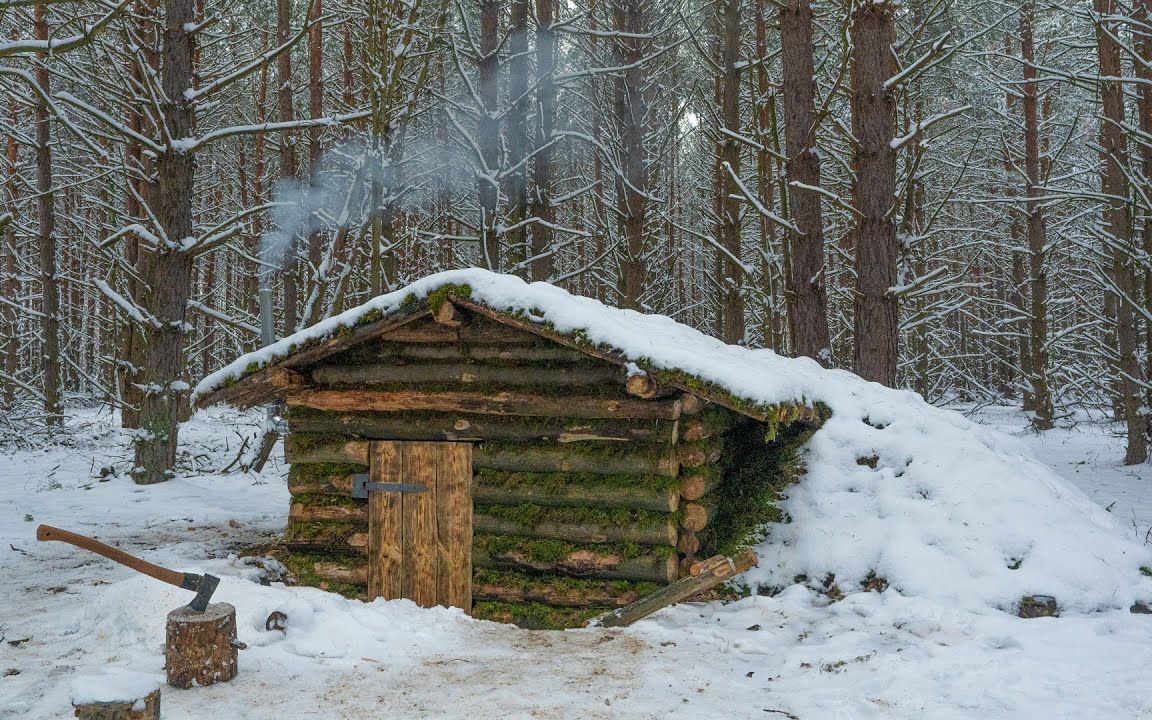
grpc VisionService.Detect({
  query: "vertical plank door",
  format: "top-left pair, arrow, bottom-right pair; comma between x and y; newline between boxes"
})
367,440 -> 473,612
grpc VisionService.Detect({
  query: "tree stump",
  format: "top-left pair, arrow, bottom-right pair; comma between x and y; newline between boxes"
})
165,603 -> 239,688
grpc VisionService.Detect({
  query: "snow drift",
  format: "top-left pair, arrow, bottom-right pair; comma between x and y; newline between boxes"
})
195,269 -> 1152,614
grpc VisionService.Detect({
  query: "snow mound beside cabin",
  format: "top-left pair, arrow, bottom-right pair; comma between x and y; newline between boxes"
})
194,269 -> 1152,613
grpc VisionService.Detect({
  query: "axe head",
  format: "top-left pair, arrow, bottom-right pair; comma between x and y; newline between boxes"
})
183,573 -> 220,612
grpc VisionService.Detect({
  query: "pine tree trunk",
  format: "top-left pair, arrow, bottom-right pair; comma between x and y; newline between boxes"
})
132,0 -> 197,484
277,0 -> 300,333
779,0 -> 830,364
306,0 -> 325,289
612,0 -> 651,309
505,0 -> 530,272
850,0 -> 899,386
478,0 -> 502,269
1094,0 -> 1147,464
2,99 -> 19,406
33,6 -> 63,423
714,0 -> 744,344
1134,0 -> 1152,427
1020,0 -> 1053,429
530,0 -> 557,281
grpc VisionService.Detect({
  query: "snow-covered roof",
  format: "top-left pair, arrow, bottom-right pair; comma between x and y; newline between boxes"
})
193,269 -> 1152,613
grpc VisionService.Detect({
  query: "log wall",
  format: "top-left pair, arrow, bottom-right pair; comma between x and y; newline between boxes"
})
274,310 -> 812,629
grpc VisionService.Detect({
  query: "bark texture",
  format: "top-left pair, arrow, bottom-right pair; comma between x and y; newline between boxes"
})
779,0 -> 831,364
1094,0 -> 1148,464
850,0 -> 899,387
34,5 -> 62,423
165,603 -> 239,688
1019,1 -> 1054,430
132,0 -> 197,483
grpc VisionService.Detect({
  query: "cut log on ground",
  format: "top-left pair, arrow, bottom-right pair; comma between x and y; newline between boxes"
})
165,602 -> 239,688
72,689 -> 161,720
285,389 -> 684,420
587,550 -> 757,627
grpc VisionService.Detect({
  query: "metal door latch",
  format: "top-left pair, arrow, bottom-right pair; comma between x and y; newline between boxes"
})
351,473 -> 427,499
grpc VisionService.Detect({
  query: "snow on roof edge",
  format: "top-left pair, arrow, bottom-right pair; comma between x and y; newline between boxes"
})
192,268 -> 826,413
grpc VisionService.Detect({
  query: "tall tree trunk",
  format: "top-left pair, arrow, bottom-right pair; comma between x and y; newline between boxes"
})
478,0 -> 502,269
752,5 -> 778,350
612,0 -> 651,309
133,0 -> 197,483
277,0 -> 300,333
1134,0 -> 1152,429
505,0 -> 530,272
850,0 -> 899,386
2,98 -> 18,406
713,0 -> 744,344
779,0 -> 830,364
33,5 -> 62,423
1020,0 -> 1053,430
1094,0 -> 1147,464
529,0 -> 556,281
119,1 -> 160,428
306,0 -> 325,275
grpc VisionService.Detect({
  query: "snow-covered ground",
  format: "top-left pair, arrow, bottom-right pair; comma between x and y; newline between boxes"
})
1,405 -> 1151,720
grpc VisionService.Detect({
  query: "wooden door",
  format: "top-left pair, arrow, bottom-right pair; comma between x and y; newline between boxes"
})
367,440 -> 473,612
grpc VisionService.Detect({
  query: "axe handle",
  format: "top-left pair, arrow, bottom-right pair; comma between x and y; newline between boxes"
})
36,524 -> 189,589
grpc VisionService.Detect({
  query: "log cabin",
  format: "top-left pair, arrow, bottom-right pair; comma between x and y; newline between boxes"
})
193,273 -> 826,629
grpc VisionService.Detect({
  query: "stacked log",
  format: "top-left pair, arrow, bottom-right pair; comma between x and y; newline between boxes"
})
274,311 -> 817,628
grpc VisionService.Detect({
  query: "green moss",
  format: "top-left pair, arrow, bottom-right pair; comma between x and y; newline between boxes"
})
476,468 -> 680,492
477,502 -> 671,530
280,553 -> 366,599
286,432 -> 350,453
473,600 -> 605,629
473,568 -> 658,598
481,438 -> 661,460
1141,566 -> 1152,578
290,462 -> 368,479
475,533 -> 652,562
707,419 -> 817,557
426,283 -> 474,312
285,519 -> 365,542
291,493 -> 364,509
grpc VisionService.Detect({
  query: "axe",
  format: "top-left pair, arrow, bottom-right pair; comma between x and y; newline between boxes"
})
36,525 -> 220,612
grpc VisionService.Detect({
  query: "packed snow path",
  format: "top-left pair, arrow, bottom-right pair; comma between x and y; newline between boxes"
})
2,408 -> 1150,719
